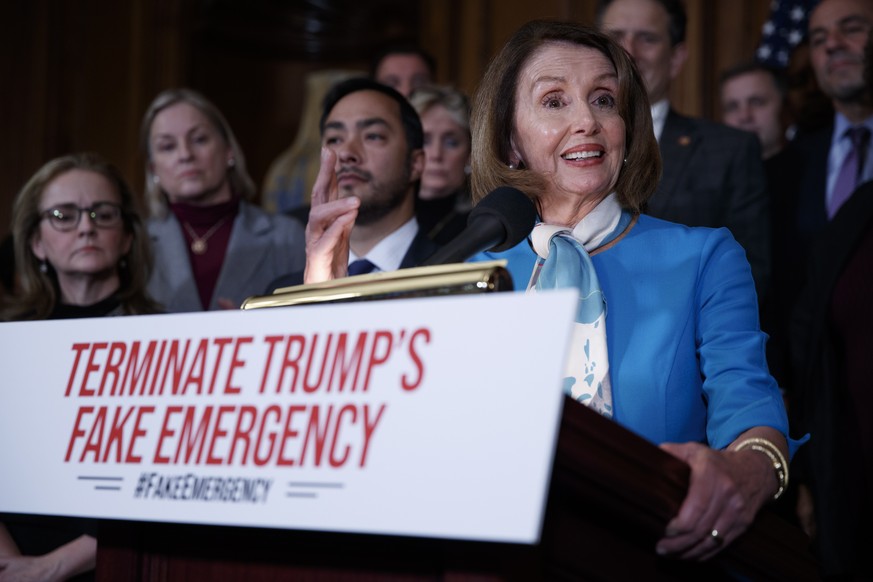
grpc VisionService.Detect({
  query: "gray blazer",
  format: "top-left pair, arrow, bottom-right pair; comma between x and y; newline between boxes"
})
147,201 -> 306,312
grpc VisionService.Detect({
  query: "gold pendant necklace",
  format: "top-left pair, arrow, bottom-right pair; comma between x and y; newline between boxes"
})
182,215 -> 230,255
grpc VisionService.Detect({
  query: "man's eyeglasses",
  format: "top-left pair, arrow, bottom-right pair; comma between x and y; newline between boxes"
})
40,202 -> 124,232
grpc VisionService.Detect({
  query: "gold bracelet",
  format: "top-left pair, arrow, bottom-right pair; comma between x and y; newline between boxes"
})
734,437 -> 789,501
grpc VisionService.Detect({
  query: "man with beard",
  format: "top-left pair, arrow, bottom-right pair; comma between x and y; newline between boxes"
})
267,78 -> 437,291
596,0 -> 771,300
786,0 -> 873,231
788,24 -> 873,581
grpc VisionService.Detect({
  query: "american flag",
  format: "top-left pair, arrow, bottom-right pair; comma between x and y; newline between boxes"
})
756,0 -> 821,68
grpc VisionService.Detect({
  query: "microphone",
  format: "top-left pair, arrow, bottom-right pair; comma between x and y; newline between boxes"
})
422,186 -> 536,266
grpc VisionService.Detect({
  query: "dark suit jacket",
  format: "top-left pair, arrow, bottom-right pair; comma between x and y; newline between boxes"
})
763,125 -> 832,384
651,110 -> 770,296
783,124 -> 832,251
789,181 -> 873,576
265,228 -> 439,293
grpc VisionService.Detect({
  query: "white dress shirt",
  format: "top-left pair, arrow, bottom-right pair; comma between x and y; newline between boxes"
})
349,217 -> 419,273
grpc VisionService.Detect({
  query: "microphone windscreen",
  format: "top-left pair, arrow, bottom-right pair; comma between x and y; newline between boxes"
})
469,186 -> 537,252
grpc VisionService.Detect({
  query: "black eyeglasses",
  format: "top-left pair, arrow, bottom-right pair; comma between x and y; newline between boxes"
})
40,202 -> 124,232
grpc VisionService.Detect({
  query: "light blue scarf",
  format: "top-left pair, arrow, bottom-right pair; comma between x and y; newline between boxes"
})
529,194 -> 633,418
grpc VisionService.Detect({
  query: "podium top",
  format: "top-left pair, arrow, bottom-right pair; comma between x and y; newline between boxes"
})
240,260 -> 513,309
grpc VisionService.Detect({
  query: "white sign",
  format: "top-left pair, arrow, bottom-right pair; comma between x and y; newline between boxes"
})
0,291 -> 576,544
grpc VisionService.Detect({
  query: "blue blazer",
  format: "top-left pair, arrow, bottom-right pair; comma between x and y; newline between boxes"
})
148,201 -> 306,312
479,215 -> 797,453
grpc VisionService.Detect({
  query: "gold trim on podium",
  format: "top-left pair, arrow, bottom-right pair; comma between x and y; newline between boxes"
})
240,260 -> 513,310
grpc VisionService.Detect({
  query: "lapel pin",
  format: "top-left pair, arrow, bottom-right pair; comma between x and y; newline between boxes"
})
678,135 -> 691,146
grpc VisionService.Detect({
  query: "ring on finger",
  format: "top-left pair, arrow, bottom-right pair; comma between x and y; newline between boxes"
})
710,529 -> 723,547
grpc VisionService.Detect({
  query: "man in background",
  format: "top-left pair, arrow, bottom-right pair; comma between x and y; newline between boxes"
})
267,78 -> 437,291
719,62 -> 796,385
788,26 -> 873,580
789,0 -> 873,227
597,0 -> 771,297
370,43 -> 435,99
720,63 -> 790,161
767,0 -> 873,384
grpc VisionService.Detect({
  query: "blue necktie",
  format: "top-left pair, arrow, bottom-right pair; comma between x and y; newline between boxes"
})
347,259 -> 377,276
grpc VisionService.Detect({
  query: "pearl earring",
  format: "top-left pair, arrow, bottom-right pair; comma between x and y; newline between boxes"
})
227,158 -> 236,168
508,162 -> 517,170
40,260 -> 48,274
152,174 -> 160,185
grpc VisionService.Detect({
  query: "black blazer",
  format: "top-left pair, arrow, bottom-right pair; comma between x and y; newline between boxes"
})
651,109 -> 770,295
783,124 -> 833,249
763,126 -> 832,379
265,228 -> 439,293
789,181 -> 873,576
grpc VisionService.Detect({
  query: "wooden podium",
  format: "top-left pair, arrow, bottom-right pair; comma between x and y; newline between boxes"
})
96,396 -> 819,581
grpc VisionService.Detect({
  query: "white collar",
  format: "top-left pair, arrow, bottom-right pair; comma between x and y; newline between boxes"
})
349,217 -> 419,272
650,99 -> 670,142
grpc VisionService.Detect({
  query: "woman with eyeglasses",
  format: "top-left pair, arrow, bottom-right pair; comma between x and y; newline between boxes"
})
1,152 -> 160,321
0,152 -> 158,580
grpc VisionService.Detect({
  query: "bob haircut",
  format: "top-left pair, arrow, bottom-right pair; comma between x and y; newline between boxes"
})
5,152 -> 161,320
140,88 -> 255,219
408,85 -> 471,135
471,20 -> 661,214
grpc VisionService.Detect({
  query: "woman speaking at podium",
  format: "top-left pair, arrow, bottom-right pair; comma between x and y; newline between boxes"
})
296,21 -> 803,563
470,21 -> 804,561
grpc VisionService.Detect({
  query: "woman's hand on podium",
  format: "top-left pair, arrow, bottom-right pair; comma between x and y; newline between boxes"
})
656,427 -> 787,561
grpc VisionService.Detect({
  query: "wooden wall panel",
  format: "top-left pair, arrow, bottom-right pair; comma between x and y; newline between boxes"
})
678,0 -> 774,119
0,0 -> 189,241
0,0 -> 776,244
709,0 -> 774,118
418,0 -> 773,119
0,1 -> 53,239
422,0 -> 600,96
671,0 -> 705,117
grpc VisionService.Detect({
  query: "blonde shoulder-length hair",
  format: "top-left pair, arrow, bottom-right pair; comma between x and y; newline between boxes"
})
140,88 -> 255,218
471,20 -> 661,213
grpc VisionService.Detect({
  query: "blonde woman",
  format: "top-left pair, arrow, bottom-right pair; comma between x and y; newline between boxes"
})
409,85 -> 473,244
141,88 -> 306,311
